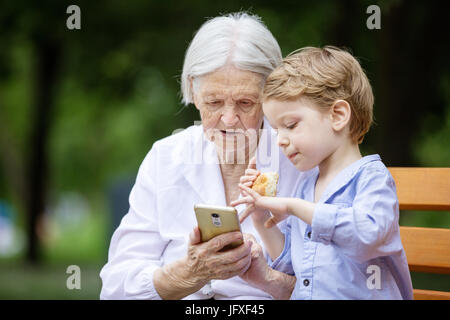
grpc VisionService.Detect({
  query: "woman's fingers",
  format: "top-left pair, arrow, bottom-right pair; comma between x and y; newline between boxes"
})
205,231 -> 243,254
187,231 -> 253,282
264,216 -> 278,229
217,243 -> 252,278
189,226 -> 201,245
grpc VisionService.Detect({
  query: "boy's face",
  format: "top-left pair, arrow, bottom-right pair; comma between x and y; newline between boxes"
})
263,97 -> 338,171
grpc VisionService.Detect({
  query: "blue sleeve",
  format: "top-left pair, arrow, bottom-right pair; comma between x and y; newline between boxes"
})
311,168 -> 404,264
269,219 -> 295,275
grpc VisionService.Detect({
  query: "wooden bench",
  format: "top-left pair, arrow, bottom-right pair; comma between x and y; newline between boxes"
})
388,168 -> 450,300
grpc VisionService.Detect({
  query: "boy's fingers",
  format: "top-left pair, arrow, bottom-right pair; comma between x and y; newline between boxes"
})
230,196 -> 253,207
239,183 -> 261,199
240,175 -> 256,184
244,168 -> 259,176
247,156 -> 257,170
239,204 -> 255,223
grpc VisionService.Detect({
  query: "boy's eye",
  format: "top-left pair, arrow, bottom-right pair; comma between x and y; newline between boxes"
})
286,122 -> 297,129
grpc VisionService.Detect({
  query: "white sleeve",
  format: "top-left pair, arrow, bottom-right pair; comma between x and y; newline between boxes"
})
100,144 -> 167,300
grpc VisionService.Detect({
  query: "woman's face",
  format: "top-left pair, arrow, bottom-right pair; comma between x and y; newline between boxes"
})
193,66 -> 264,163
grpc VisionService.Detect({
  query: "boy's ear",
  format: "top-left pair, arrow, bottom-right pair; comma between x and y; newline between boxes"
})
329,99 -> 351,132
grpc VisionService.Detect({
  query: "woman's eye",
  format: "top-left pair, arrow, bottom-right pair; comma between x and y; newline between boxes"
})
206,101 -> 222,109
238,100 -> 255,111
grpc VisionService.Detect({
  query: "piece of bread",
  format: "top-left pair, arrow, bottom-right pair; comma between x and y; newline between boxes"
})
252,172 -> 279,197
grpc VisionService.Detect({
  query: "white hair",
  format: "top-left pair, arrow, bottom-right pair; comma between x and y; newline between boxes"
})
181,12 -> 282,105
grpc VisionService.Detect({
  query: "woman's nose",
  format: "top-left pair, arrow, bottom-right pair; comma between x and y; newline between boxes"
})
221,105 -> 239,127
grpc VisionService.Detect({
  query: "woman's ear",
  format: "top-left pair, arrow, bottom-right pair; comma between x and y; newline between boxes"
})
190,77 -> 200,111
330,99 -> 351,132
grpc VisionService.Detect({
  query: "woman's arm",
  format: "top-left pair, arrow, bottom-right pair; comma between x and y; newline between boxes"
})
101,145 -> 253,300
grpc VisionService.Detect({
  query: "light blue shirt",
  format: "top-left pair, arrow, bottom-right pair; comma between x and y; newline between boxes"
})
271,154 -> 414,300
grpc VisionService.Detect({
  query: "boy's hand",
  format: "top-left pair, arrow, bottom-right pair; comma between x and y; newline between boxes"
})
239,156 -> 260,190
233,157 -> 271,225
231,183 -> 290,228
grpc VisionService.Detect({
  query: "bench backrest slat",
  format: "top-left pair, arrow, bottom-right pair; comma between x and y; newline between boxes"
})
399,226 -> 450,274
388,167 -> 450,300
413,289 -> 450,300
388,168 -> 450,211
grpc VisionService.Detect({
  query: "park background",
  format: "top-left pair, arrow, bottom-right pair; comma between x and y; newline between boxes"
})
0,0 -> 449,299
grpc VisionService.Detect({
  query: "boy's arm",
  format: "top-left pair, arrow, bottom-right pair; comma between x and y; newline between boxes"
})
251,211 -> 285,261
283,198 -> 316,226
310,169 -> 403,263
235,184 -> 316,227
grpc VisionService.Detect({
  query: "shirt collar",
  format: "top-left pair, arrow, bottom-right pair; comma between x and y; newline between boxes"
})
314,154 -> 381,204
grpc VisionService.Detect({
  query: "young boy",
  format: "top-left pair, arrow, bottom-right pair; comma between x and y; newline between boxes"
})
231,46 -> 413,299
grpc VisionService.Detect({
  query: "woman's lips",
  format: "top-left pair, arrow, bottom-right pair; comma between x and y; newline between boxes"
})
220,130 -> 241,136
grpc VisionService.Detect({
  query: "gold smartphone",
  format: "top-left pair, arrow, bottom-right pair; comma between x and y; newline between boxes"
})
194,204 -> 243,251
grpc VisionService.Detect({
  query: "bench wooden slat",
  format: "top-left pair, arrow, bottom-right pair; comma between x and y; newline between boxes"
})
388,168 -> 450,211
413,289 -> 450,300
400,226 -> 450,274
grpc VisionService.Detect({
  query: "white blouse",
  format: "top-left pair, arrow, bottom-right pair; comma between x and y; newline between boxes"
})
99,118 -> 302,299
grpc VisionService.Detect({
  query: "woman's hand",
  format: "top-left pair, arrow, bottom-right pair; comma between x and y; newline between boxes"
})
154,227 -> 252,299
240,233 -> 296,300
240,234 -> 272,286
185,227 -> 253,282
232,184 -> 290,228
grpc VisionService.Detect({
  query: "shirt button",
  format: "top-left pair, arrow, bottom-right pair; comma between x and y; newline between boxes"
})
303,279 -> 310,287
201,282 -> 214,296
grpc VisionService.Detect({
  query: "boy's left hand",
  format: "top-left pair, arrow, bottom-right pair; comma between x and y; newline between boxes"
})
231,184 -> 290,228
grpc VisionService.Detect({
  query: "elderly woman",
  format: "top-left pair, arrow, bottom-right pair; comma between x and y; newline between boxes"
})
100,12 -> 300,300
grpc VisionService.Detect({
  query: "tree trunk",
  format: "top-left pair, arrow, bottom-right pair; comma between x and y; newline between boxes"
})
375,2 -> 447,166
26,36 -> 61,264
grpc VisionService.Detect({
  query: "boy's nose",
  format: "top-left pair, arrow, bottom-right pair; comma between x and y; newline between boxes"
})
277,132 -> 289,147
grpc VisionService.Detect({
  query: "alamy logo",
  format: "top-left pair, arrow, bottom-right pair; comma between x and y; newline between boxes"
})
66,265 -> 81,290
66,5 -> 81,30
366,265 -> 381,290
366,5 -> 381,30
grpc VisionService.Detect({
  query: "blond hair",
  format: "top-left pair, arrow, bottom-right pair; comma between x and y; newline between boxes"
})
263,46 -> 374,144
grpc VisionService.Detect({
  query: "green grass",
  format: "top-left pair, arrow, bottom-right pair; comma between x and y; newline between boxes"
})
0,262 -> 103,299
0,209 -> 109,299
